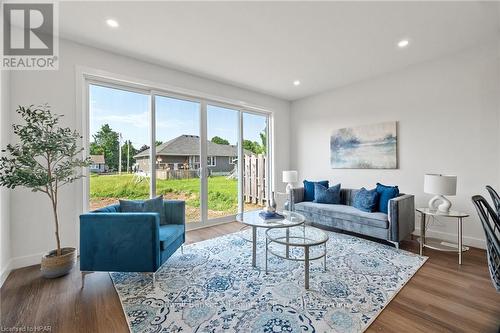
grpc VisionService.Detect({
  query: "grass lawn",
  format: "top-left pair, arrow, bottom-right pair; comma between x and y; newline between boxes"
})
90,174 -> 240,219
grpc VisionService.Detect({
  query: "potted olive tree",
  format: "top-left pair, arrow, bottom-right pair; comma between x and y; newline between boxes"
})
0,105 -> 90,278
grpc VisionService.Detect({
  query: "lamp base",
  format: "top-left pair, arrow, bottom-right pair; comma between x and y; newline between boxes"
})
286,183 -> 294,211
428,195 -> 452,213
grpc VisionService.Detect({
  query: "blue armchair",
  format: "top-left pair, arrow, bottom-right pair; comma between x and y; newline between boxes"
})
79,200 -> 185,274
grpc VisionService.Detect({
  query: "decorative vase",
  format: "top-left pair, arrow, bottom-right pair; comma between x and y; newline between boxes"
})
265,191 -> 277,213
41,247 -> 77,278
270,191 -> 277,211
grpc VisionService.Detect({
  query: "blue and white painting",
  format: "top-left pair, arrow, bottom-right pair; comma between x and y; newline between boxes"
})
330,121 -> 397,169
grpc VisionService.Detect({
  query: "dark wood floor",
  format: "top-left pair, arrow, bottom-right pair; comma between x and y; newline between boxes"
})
1,222 -> 499,333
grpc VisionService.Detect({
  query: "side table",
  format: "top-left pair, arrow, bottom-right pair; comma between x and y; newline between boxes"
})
416,208 -> 469,264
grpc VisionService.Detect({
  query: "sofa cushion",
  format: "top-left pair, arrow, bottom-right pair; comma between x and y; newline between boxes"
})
303,180 -> 329,201
295,201 -> 388,229
353,188 -> 379,212
376,183 -> 399,214
159,224 -> 184,251
314,183 -> 341,204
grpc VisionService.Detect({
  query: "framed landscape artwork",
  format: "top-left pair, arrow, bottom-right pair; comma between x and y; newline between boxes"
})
330,121 -> 397,169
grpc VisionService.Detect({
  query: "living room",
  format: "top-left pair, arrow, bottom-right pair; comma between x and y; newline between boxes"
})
1,1 -> 499,332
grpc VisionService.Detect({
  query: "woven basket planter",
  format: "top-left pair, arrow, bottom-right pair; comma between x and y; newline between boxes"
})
41,247 -> 77,278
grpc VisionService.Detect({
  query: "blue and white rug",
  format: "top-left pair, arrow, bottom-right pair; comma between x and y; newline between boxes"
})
110,229 -> 427,333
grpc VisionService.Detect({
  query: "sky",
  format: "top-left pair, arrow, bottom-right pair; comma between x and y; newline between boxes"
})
89,84 -> 267,148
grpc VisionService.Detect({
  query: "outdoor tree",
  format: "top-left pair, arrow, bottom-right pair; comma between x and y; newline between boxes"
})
0,105 -> 90,256
211,136 -> 230,145
89,142 -> 104,155
91,124 -> 119,171
259,130 -> 267,153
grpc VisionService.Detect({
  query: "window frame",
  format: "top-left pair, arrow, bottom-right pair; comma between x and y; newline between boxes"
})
78,67 -> 273,235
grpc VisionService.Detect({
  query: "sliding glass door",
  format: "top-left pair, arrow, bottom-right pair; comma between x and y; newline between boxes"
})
87,80 -> 270,227
242,112 -> 269,212
88,84 -> 150,210
155,95 -> 201,223
206,105 -> 239,221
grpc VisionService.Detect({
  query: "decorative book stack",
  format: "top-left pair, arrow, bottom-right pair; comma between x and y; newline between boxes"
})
259,210 -> 284,220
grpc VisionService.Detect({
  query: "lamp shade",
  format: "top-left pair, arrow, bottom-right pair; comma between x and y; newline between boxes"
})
282,170 -> 298,183
424,174 -> 457,195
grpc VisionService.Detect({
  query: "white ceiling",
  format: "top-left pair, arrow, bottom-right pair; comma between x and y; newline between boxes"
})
59,1 -> 500,101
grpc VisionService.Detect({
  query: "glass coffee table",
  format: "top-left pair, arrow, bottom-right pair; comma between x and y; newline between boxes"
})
266,225 -> 329,289
236,210 -> 306,268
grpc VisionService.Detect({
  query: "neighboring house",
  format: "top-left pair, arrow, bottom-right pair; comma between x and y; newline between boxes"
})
89,155 -> 107,173
134,134 -> 250,174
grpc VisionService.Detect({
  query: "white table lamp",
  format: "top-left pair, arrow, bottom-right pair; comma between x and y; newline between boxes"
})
283,170 -> 298,211
283,170 -> 298,193
424,174 -> 457,213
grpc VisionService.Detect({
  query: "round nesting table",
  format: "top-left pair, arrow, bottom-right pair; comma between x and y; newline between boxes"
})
266,225 -> 329,289
236,210 -> 306,268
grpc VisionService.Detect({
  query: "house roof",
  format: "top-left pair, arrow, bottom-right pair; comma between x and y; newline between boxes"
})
134,135 -> 252,158
90,155 -> 105,164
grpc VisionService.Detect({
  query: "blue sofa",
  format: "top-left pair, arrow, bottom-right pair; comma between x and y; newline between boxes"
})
79,200 -> 185,273
289,188 -> 414,248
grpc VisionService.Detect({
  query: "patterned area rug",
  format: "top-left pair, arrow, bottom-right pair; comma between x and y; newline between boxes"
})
110,229 -> 427,333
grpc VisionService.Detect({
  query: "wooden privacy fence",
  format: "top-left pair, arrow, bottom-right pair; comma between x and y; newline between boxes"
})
244,154 -> 267,206
157,169 -> 198,180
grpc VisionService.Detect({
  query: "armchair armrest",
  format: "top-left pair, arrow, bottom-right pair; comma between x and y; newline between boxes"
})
388,194 -> 415,242
163,200 -> 186,226
79,212 -> 161,272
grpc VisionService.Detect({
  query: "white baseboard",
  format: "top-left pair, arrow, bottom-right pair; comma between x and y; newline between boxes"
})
10,252 -> 45,270
413,228 -> 486,250
0,252 -> 45,287
0,259 -> 12,288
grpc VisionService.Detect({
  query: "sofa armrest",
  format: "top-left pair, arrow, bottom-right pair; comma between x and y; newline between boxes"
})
79,212 -> 161,272
388,194 -> 415,242
163,200 -> 186,226
284,187 -> 305,210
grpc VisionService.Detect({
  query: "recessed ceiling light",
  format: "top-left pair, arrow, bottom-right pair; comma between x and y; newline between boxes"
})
106,19 -> 119,28
293,80 -> 301,86
397,39 -> 410,48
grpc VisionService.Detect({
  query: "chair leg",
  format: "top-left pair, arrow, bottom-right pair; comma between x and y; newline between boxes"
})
81,271 -> 92,289
181,245 -> 184,254
152,272 -> 156,288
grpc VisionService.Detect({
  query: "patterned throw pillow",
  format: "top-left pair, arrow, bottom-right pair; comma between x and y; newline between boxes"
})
313,183 -> 341,204
303,180 -> 329,202
353,188 -> 379,212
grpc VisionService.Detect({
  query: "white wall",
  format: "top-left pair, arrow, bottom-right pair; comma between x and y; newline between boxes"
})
8,39 -> 290,268
1,70 -> 11,286
291,41 -> 500,249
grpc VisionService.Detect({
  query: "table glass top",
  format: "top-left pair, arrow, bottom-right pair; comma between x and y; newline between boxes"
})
236,210 -> 305,228
416,208 -> 469,218
266,225 -> 329,246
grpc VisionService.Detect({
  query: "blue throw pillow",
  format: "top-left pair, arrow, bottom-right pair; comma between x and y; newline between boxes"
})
353,188 -> 379,212
119,199 -> 144,212
376,183 -> 399,214
120,195 -> 166,225
314,183 -> 341,204
303,180 -> 329,201
144,195 -> 166,225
